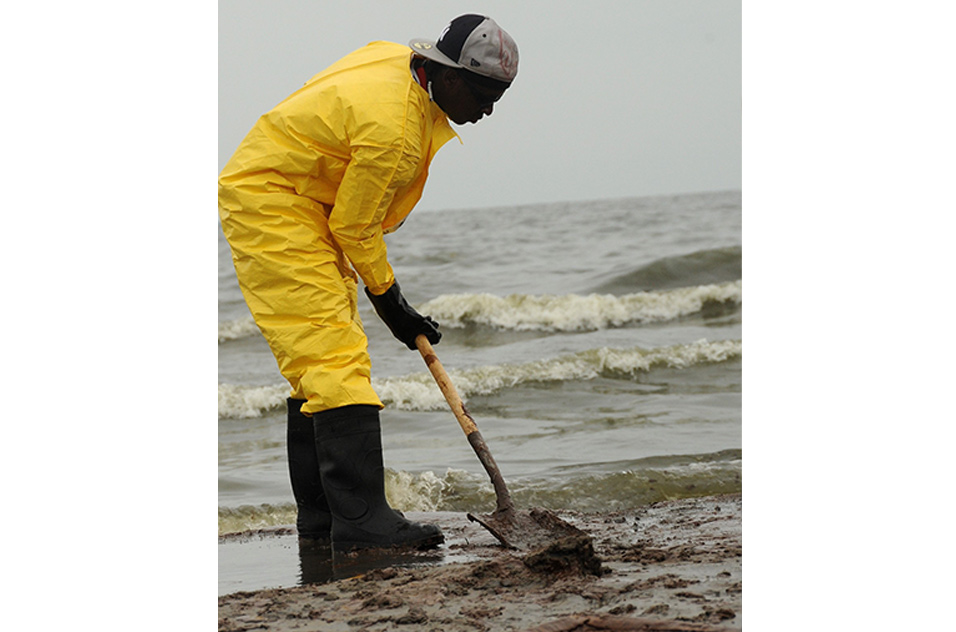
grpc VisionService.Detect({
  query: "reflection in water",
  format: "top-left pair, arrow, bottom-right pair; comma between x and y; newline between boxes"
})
296,539 -> 333,584
296,538 -> 446,584
219,514 -> 494,595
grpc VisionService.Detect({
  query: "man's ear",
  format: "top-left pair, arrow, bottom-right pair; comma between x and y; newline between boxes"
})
437,66 -> 459,88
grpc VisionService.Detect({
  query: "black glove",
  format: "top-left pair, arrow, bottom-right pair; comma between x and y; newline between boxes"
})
365,280 -> 441,350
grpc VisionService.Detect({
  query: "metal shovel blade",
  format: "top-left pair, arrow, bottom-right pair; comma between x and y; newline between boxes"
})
467,506 -> 588,551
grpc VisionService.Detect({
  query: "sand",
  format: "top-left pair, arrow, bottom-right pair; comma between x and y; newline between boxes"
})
218,494 -> 741,631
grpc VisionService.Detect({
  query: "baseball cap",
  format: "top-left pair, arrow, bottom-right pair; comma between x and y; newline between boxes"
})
409,14 -> 519,87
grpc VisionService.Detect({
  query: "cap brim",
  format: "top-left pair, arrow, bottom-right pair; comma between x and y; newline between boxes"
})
408,38 -> 463,68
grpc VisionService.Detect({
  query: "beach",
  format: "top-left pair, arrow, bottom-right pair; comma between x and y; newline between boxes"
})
219,494 -> 741,631
219,193 -> 742,629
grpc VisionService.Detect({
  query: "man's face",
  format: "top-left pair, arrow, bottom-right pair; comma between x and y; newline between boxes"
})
436,70 -> 507,125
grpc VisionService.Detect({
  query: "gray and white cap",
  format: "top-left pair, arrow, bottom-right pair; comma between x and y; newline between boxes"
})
409,14 -> 519,86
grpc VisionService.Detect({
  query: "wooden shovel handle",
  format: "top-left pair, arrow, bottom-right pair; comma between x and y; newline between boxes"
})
415,334 -> 514,514
415,335 -> 477,435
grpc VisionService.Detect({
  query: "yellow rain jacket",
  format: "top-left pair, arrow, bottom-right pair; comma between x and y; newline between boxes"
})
219,41 -> 459,414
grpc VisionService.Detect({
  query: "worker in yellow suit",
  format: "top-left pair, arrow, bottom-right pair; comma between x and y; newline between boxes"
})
219,15 -> 519,552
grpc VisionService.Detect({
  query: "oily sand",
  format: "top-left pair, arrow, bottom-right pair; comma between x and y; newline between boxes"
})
219,494 -> 741,632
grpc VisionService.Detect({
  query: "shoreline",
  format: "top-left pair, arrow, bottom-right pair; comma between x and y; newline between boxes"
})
219,494 -> 741,631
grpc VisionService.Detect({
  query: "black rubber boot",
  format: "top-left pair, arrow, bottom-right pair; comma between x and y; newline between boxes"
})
286,398 -> 332,544
313,404 -> 444,552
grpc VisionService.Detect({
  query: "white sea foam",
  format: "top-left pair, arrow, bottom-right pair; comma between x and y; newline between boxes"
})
417,281 -> 742,331
219,460 -> 743,533
218,383 -> 289,419
218,282 -> 740,342
218,339 -> 741,417
375,339 -> 742,411
384,468 -> 480,512
218,317 -> 260,343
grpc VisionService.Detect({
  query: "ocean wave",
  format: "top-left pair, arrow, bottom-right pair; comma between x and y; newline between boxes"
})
219,317 -> 260,343
218,383 -> 289,419
218,339 -> 741,418
594,246 -> 742,293
218,281 -> 740,342
383,458 -> 743,514
376,338 -> 742,411
218,456 -> 742,534
219,503 -> 298,535
417,281 -> 741,332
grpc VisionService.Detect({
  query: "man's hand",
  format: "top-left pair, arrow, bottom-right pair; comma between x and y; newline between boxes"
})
365,281 -> 441,350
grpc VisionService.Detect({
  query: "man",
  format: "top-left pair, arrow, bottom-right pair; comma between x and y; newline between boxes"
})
218,15 -> 519,552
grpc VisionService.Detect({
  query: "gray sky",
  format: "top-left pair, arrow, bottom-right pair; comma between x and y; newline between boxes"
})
220,0 -> 741,211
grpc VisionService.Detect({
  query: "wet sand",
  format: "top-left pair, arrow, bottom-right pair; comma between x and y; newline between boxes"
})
219,494 -> 741,631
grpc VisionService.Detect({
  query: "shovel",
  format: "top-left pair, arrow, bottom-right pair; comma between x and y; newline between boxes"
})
415,335 -> 590,551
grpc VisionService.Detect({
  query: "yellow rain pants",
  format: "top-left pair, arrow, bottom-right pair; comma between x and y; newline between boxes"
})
218,42 -> 459,415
